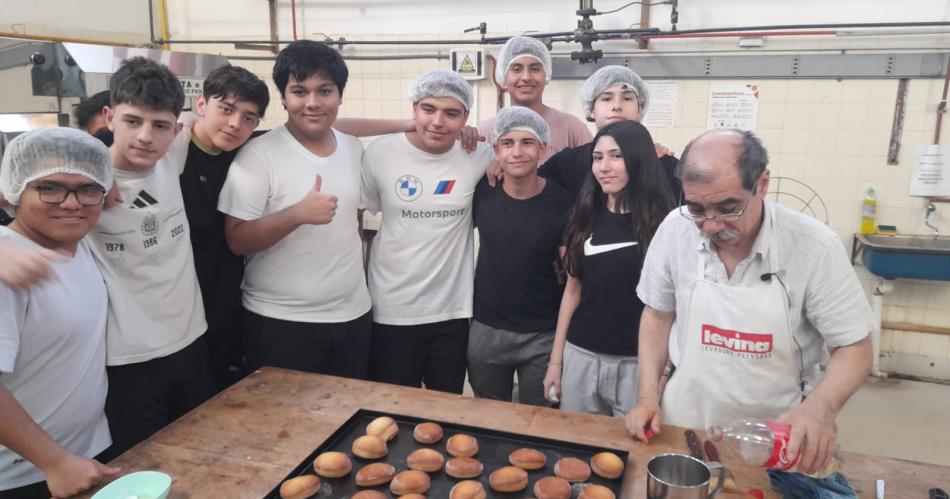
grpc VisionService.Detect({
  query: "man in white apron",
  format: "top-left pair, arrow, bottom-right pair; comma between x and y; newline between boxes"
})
625,129 -> 872,476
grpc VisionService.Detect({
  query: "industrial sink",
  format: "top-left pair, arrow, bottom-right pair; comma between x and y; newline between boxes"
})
853,234 -> 950,281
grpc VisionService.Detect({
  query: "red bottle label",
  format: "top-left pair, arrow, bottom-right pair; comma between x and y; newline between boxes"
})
763,421 -> 800,470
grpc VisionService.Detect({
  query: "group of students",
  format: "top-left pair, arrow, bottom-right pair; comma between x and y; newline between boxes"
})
0,35 -> 680,498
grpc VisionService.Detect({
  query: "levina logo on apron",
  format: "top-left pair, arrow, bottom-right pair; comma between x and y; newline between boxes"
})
662,221 -> 803,430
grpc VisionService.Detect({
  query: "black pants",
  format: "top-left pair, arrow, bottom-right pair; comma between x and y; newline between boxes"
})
0,480 -> 48,499
204,319 -> 245,391
243,309 -> 372,380
101,336 -> 215,461
369,319 -> 469,394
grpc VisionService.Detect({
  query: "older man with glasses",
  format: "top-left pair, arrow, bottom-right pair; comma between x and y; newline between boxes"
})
625,129 -> 873,480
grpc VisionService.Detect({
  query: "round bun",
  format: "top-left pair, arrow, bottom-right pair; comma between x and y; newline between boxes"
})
578,484 -> 616,499
399,495 -> 426,499
352,491 -> 388,499
312,451 -> 352,478
355,462 -> 397,487
554,457 -> 591,482
590,452 -> 625,479
352,435 -> 388,459
413,422 -> 444,444
444,457 -> 484,479
279,474 -> 321,499
366,416 -> 400,442
489,465 -> 529,493
533,476 -> 572,499
406,448 -> 445,472
508,448 -> 547,470
390,470 -> 431,495
449,480 -> 487,499
446,434 -> 479,457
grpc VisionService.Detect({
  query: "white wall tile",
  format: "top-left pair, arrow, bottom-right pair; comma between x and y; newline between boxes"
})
918,333 -> 950,357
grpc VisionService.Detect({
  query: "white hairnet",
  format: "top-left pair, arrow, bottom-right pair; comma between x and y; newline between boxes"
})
579,65 -> 649,117
495,36 -> 552,83
491,106 -> 551,145
408,69 -> 474,110
0,127 -> 113,205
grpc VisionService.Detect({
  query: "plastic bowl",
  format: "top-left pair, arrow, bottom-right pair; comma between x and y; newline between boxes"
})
91,470 -> 172,499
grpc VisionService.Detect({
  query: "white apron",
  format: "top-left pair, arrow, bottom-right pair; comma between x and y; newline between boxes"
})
661,231 -> 803,430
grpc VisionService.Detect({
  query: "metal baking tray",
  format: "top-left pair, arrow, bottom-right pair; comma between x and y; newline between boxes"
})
264,408 -> 628,498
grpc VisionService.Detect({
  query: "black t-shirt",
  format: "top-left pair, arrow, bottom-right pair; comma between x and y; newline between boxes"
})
539,142 -> 682,201
473,177 -> 573,332
566,207 -> 644,356
179,132 -> 263,330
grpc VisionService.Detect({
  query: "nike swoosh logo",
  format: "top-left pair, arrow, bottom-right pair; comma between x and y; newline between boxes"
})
584,236 -> 638,256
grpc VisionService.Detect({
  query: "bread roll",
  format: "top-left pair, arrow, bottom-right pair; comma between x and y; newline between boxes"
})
449,480 -> 487,499
590,452 -> 625,479
399,495 -> 426,499
578,484 -> 616,499
352,491 -> 388,499
355,462 -> 396,487
508,448 -> 547,470
406,448 -> 445,472
390,470 -> 431,495
312,451 -> 352,478
445,434 -> 479,457
489,465 -> 528,493
444,457 -> 484,479
413,422 -> 444,444
366,416 -> 400,442
352,435 -> 388,459
533,476 -> 572,499
279,474 -> 321,499
554,457 -> 591,482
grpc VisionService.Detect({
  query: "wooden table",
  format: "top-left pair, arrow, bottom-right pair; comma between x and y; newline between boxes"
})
79,368 -> 949,498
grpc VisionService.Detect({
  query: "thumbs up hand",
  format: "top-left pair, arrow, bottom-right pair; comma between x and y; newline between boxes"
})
294,174 -> 338,225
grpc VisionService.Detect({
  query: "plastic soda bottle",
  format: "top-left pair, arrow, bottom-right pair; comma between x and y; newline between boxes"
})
860,188 -> 877,235
707,419 -> 843,479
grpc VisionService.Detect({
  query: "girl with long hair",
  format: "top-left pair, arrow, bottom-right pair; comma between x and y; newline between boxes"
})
543,120 -> 675,416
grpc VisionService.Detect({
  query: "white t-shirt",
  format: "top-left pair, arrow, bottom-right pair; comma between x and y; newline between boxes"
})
637,200 -> 873,390
218,126 -> 371,323
89,125 -> 207,365
361,133 -> 493,325
0,229 -> 111,489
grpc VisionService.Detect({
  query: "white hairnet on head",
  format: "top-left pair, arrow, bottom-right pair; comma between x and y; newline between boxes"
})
0,127 -> 113,205
495,36 -> 552,83
579,65 -> 649,117
408,69 -> 474,110
491,106 -> 551,145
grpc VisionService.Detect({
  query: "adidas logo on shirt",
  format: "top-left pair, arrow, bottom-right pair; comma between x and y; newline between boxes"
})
130,190 -> 159,209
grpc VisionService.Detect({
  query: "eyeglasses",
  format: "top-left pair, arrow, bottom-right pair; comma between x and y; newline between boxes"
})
679,185 -> 758,222
34,184 -> 106,206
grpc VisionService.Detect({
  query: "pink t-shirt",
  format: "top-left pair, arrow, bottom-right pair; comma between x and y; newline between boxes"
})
479,106 -> 593,163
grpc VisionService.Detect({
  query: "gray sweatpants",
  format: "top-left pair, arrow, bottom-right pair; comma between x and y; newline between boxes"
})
560,341 -> 639,418
467,320 -> 553,407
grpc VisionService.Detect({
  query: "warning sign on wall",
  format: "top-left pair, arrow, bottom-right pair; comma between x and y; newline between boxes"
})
450,49 -> 484,80
707,84 -> 759,131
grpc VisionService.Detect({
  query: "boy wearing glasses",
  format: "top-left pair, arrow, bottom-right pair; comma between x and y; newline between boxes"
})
181,65 -> 269,389
93,57 -> 215,458
0,128 -> 119,499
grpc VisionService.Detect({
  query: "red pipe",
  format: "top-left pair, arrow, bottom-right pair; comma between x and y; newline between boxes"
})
291,0 -> 298,41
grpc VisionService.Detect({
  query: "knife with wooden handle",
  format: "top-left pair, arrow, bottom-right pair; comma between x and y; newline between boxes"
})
685,430 -> 705,460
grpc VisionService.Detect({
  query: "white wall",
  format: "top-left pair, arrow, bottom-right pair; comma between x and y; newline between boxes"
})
0,1 -> 151,45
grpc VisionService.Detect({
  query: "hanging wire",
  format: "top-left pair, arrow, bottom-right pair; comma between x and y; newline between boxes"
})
597,1 -> 674,16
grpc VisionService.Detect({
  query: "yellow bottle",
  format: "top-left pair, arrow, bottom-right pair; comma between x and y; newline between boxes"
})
860,188 -> 877,235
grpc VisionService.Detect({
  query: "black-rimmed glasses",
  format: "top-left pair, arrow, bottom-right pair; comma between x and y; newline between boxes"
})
34,184 -> 106,206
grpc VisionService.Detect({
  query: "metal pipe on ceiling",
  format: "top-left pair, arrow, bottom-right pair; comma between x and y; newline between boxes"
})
152,21 -> 950,49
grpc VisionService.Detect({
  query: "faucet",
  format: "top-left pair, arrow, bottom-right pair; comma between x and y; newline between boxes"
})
924,203 -> 938,239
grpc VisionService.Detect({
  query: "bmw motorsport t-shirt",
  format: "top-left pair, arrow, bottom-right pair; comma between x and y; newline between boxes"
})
361,133 -> 493,325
